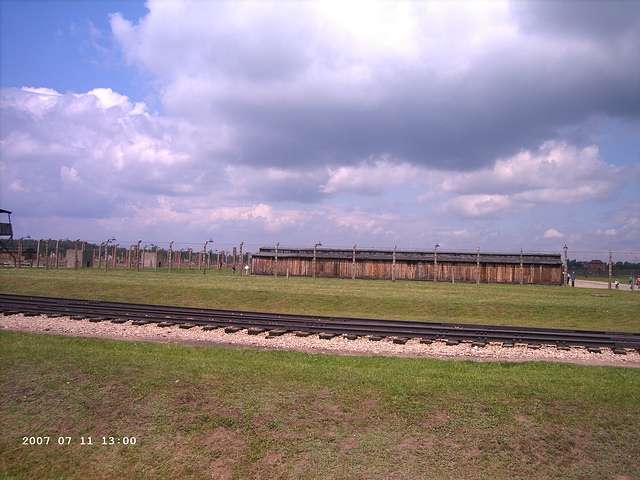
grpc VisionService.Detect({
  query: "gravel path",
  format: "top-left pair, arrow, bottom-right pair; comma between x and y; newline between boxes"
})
1,313 -> 639,368
574,279 -> 637,291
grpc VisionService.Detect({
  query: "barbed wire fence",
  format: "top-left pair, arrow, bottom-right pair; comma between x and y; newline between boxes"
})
3,239 -> 639,282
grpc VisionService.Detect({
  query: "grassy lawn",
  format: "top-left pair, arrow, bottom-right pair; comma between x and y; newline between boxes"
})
1,267 -> 639,332
1,267 -> 639,479
1,331 -> 639,480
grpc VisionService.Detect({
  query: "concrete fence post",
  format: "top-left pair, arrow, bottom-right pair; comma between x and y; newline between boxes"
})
45,238 -> 51,269
392,245 -> 396,282
352,244 -> 356,281
520,248 -> 524,286
36,239 -> 41,268
434,244 -> 439,282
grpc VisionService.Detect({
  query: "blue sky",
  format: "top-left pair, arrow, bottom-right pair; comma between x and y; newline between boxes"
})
1,0 -> 639,261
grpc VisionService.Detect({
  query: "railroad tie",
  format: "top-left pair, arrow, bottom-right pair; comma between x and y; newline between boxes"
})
319,332 -> 338,340
132,320 -> 151,326
224,326 -> 243,333
266,329 -> 288,338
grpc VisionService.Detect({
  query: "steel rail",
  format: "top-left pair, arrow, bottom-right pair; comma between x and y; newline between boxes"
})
1,293 -> 639,351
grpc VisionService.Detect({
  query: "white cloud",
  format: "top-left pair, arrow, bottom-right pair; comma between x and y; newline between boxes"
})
440,194 -> 513,219
542,229 -> 563,239
2,1 -> 639,254
0,87 -> 201,218
321,159 -> 418,195
87,87 -> 135,111
433,141 -> 629,220
441,141 -> 621,201
60,165 -> 81,184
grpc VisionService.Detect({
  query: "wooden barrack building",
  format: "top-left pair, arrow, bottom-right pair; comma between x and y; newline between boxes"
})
251,247 -> 563,285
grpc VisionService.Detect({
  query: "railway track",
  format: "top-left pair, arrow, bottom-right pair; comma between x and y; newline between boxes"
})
1,293 -> 639,353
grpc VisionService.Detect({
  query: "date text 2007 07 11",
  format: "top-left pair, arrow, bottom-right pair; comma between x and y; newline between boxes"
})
22,436 -> 137,446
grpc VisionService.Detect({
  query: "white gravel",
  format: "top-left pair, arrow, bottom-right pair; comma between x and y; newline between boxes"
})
1,313 -> 639,368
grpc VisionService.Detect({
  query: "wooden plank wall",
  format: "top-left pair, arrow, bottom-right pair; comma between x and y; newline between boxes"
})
252,254 -> 562,285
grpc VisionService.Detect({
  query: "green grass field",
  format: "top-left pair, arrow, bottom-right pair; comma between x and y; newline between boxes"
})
1,267 -> 639,479
1,267 -> 639,331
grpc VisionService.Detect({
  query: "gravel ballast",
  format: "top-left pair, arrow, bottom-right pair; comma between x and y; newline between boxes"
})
2,313 -> 639,368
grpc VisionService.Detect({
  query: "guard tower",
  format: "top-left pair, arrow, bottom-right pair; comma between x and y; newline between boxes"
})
0,209 -> 16,266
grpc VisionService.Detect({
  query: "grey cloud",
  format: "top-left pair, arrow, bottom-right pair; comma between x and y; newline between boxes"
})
511,1 -> 640,41
164,6 -> 639,173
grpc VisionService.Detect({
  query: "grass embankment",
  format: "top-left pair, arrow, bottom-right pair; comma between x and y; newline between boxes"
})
1,331 -> 639,480
1,268 -> 639,479
1,267 -> 639,332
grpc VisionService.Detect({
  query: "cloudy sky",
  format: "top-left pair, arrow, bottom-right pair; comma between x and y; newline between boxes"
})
1,1 -> 639,259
